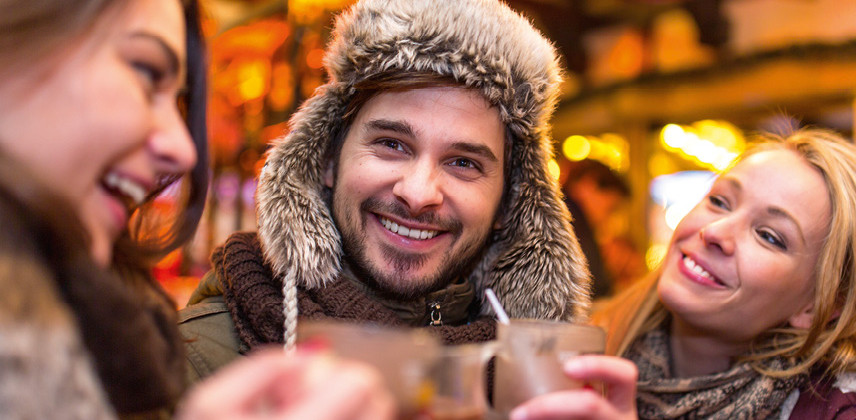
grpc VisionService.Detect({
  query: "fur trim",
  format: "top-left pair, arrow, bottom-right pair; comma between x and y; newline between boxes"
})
256,0 -> 591,333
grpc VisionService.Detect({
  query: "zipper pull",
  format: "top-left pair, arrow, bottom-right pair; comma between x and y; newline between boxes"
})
429,302 -> 443,326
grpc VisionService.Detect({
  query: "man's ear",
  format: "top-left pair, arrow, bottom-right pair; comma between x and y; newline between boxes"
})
324,159 -> 335,188
788,301 -> 815,329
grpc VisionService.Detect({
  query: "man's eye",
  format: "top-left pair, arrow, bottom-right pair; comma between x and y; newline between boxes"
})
449,158 -> 477,169
380,139 -> 404,152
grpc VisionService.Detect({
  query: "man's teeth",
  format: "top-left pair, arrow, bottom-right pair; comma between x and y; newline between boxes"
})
379,217 -> 439,240
683,256 -> 715,281
103,172 -> 147,205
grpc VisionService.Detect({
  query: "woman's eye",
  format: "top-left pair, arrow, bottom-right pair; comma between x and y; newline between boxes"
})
708,195 -> 729,210
757,229 -> 786,250
133,62 -> 164,89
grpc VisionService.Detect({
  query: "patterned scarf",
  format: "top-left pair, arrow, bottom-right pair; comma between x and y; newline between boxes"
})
626,324 -> 804,419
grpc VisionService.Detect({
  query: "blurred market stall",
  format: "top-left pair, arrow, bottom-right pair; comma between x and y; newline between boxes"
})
157,0 -> 856,304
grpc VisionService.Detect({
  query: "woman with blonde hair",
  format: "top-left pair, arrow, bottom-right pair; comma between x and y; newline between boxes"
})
513,128 -> 856,420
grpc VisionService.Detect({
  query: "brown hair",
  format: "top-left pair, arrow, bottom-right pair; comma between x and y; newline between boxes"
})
0,0 -> 113,79
0,0 -> 209,413
0,0 -> 209,272
563,158 -> 630,197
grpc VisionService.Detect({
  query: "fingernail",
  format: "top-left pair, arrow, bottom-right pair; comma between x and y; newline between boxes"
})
298,337 -> 330,354
509,407 -> 528,420
563,357 -> 584,373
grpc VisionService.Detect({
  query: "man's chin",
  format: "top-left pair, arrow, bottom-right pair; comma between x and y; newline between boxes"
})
370,273 -> 444,300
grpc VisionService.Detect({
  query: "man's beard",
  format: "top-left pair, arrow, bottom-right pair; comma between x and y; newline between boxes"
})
334,196 -> 492,301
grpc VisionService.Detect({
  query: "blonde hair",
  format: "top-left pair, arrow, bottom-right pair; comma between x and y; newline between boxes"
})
594,128 -> 856,378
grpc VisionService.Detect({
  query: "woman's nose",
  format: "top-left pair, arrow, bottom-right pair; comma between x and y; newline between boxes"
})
699,218 -> 735,255
149,102 -> 198,175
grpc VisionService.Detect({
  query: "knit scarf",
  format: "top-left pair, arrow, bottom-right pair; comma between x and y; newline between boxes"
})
626,324 -> 804,420
211,232 -> 496,351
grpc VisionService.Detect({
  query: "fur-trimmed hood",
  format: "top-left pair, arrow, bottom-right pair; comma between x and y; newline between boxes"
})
256,0 -> 591,346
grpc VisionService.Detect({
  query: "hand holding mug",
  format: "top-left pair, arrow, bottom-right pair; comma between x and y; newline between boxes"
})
493,320 -> 606,414
176,347 -> 396,420
508,355 -> 638,420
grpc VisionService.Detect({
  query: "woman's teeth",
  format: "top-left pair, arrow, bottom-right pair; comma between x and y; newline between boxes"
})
102,172 -> 147,206
682,255 -> 719,283
379,216 -> 439,240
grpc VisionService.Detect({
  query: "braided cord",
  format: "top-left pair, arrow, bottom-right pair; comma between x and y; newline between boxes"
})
282,274 -> 298,353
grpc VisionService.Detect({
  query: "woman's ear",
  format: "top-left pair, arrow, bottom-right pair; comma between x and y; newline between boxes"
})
324,159 -> 335,188
789,301 -> 844,329
788,301 -> 815,329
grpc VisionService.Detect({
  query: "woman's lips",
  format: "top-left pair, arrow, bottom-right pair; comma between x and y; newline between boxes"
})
680,254 -> 727,288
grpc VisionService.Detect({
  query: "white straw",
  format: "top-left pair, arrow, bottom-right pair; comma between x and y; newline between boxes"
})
485,288 -> 511,325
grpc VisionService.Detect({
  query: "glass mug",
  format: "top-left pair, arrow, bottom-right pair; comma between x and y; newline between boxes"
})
421,343 -> 497,420
492,319 -> 606,415
297,319 -> 605,419
296,320 -> 441,418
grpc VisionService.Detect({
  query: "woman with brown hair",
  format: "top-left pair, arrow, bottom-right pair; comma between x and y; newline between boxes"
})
0,0 -> 393,418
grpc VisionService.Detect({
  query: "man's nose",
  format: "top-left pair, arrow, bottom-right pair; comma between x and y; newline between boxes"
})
392,160 -> 443,214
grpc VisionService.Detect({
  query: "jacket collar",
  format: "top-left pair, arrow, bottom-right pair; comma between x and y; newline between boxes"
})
340,263 -> 476,327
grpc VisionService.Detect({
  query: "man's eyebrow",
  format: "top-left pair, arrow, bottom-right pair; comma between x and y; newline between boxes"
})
365,119 -> 415,138
130,32 -> 180,77
450,142 -> 499,163
364,118 -> 500,162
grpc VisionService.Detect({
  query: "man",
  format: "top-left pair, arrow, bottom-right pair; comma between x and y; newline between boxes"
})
562,159 -> 632,299
179,0 -> 591,383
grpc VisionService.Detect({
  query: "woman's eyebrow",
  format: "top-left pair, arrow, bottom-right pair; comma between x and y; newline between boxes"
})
766,206 -> 805,245
129,32 -> 181,78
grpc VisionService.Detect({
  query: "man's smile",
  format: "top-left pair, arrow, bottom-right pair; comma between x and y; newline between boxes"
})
378,216 -> 441,240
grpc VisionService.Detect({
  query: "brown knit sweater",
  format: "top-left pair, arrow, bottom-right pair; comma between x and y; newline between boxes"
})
211,232 -> 497,351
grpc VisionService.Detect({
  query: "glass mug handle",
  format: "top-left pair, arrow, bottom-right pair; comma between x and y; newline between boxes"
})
421,341 -> 500,420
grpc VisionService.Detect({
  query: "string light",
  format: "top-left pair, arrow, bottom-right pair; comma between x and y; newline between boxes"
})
659,120 -> 743,171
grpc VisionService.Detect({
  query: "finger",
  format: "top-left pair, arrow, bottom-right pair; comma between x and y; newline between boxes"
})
177,349 -> 306,419
563,355 -> 638,411
510,389 -> 620,420
355,379 -> 397,420
279,359 -> 394,420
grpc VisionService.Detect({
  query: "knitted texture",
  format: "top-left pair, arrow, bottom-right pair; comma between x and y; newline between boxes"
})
214,232 -> 282,348
628,323 -> 804,420
212,232 -> 496,349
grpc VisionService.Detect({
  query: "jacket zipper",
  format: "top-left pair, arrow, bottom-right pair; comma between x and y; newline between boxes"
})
429,301 -> 443,326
